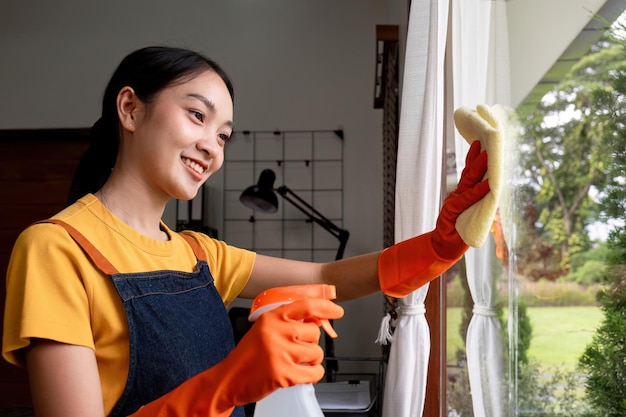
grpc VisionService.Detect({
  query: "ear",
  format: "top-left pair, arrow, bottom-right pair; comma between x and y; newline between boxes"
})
116,86 -> 140,133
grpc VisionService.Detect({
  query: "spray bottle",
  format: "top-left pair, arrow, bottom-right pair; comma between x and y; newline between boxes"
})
248,284 -> 338,417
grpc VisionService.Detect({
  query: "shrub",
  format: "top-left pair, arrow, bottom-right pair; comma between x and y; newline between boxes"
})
570,260 -> 607,284
517,361 -> 592,416
446,274 -> 466,308
569,241 -> 612,270
449,275 -> 602,308
606,227 -> 626,265
499,280 -> 600,307
516,302 -> 532,365
578,264 -> 626,416
447,357 -> 592,416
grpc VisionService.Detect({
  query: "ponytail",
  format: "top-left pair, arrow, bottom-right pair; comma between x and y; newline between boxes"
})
66,117 -> 119,205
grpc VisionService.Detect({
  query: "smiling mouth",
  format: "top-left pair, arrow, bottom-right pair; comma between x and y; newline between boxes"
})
182,157 -> 206,175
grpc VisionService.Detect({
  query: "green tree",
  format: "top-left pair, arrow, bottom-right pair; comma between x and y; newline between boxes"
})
518,35 -> 625,278
577,22 -> 626,416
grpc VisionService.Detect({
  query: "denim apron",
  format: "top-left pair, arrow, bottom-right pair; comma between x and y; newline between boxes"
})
44,219 -> 245,417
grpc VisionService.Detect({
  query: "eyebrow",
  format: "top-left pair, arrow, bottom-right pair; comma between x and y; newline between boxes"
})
186,93 -> 234,128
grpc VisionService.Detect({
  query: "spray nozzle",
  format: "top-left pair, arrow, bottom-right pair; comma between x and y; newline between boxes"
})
248,284 -> 338,338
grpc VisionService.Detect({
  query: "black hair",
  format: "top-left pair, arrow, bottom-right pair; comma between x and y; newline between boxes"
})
67,46 -> 234,205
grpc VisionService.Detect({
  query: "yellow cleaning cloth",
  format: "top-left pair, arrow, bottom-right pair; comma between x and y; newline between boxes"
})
453,104 -> 504,248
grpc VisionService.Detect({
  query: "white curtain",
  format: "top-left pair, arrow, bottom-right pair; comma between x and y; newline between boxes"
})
382,1 -> 449,416
450,1 -> 511,416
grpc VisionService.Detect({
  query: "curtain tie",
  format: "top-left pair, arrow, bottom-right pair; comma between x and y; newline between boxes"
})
398,304 -> 426,316
374,303 -> 426,346
375,313 -> 394,345
472,305 -> 497,317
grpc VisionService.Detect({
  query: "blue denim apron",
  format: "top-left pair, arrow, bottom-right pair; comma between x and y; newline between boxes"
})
44,219 -> 245,417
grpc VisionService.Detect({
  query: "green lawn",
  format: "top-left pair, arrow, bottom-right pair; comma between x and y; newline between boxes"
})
447,306 -> 603,370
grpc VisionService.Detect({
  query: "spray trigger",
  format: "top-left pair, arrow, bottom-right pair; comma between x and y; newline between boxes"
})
320,319 -> 337,338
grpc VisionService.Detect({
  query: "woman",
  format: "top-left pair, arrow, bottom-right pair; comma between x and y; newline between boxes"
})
2,46 -> 489,417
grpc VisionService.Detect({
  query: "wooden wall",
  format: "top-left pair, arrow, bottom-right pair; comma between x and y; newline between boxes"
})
0,129 -> 89,407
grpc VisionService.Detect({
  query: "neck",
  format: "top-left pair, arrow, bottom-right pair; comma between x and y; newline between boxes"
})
95,182 -> 170,241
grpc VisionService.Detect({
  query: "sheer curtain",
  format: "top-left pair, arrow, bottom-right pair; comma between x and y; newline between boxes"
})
450,1 -> 512,416
381,1 -> 449,416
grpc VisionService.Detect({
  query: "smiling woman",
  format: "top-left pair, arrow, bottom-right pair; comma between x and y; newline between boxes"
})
1,45 -> 494,417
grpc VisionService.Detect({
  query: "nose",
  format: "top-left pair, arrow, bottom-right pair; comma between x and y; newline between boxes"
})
196,133 -> 221,159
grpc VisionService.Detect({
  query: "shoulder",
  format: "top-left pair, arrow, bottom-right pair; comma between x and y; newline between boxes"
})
15,194 -> 100,246
14,194 -> 95,252
9,221 -> 96,287
9,196 -> 105,274
14,220 -> 77,253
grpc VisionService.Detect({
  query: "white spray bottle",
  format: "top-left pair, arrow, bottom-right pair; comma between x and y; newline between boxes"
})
248,284 -> 338,417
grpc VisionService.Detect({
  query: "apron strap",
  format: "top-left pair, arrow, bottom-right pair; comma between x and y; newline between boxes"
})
37,220 -> 207,272
178,232 -> 207,262
37,219 -> 119,275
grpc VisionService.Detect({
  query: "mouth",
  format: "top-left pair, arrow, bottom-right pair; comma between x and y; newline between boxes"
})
182,156 -> 207,175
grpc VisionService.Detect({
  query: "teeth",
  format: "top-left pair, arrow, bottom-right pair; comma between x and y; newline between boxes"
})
183,158 -> 205,174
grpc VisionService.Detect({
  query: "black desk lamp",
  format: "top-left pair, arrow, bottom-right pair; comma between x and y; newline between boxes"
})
240,169 -> 350,261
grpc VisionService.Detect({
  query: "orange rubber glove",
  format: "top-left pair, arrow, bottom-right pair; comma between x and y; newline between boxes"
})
379,141 -> 490,298
130,298 -> 344,417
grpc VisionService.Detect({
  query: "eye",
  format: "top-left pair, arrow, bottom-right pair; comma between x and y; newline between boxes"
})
190,110 -> 204,122
218,133 -> 231,144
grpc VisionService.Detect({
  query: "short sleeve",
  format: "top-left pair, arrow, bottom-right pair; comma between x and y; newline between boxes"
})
2,223 -> 95,366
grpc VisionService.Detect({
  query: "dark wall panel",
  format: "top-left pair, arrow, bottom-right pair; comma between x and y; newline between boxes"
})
0,129 -> 89,408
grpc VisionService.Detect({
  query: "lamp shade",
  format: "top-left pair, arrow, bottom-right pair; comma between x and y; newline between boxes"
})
239,169 -> 279,213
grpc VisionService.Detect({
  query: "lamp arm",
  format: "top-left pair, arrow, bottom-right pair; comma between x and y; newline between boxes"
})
277,186 -> 349,259
334,230 -> 349,260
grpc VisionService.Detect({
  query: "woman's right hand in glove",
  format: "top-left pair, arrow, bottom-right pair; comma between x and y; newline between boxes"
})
131,297 -> 344,417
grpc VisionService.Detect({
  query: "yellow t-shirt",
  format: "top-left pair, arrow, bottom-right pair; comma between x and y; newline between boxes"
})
2,194 -> 255,415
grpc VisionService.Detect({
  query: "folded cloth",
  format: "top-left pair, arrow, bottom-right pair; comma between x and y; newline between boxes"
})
453,104 -> 504,247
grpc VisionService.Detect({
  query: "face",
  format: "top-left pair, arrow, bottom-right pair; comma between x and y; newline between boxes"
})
118,70 -> 234,201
